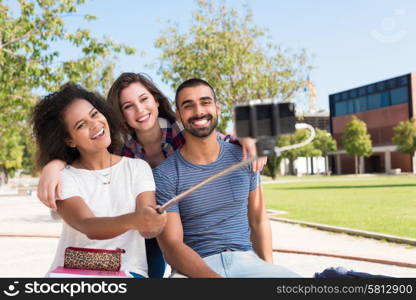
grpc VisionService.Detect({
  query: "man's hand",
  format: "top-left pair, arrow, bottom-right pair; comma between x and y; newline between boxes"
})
240,137 -> 268,172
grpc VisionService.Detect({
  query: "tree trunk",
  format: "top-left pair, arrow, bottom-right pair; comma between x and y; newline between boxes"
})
289,159 -> 295,175
324,155 -> 329,175
265,156 -> 282,179
310,157 -> 314,175
0,166 -> 8,186
270,158 -> 277,179
355,155 -> 358,175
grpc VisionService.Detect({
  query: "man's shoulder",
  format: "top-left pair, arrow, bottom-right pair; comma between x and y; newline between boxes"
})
219,138 -> 243,160
153,150 -> 181,177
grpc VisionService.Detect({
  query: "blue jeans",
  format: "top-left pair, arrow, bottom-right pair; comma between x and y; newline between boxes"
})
145,238 -> 166,278
130,272 -> 146,278
202,250 -> 300,278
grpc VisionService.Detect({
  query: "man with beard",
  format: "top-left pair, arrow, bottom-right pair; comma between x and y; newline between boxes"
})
153,78 -> 299,278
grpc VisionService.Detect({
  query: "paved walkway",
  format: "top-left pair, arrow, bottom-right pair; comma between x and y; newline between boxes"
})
270,221 -> 416,277
0,184 -> 415,278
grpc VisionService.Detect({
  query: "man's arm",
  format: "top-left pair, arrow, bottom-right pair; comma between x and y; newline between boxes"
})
247,184 -> 274,263
156,212 -> 221,278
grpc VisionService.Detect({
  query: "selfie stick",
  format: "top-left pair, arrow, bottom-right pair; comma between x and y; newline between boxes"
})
156,123 -> 315,214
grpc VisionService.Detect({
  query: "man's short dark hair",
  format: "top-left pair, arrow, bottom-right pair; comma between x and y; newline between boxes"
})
175,78 -> 217,107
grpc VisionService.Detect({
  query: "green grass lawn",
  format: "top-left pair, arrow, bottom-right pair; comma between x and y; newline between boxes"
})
264,175 -> 416,239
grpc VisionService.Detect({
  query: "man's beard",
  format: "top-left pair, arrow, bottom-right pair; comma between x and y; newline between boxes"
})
183,114 -> 218,138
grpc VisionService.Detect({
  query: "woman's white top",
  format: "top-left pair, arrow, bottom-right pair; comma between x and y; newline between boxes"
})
47,157 -> 155,277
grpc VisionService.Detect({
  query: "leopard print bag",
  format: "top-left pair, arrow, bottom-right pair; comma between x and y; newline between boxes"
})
64,247 -> 125,271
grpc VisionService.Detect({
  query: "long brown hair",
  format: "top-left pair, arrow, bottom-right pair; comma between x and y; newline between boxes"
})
107,72 -> 176,139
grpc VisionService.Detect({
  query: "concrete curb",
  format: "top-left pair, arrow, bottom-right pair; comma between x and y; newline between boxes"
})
273,248 -> 416,269
269,217 -> 416,247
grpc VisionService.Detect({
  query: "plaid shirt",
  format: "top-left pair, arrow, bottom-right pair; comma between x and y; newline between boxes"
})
120,118 -> 238,160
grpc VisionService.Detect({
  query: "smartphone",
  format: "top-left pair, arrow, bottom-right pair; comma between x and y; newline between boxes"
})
233,101 -> 296,156
234,101 -> 296,138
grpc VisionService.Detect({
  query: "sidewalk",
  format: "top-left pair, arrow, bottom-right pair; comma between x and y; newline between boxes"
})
270,221 -> 416,277
0,186 -> 415,277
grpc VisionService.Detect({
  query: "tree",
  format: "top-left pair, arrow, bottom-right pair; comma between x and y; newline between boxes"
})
312,129 -> 337,175
154,0 -> 312,131
298,130 -> 321,175
342,116 -> 372,174
277,129 -> 314,175
392,118 -> 416,173
0,0 -> 135,178
263,155 -> 282,180
268,127 -> 334,176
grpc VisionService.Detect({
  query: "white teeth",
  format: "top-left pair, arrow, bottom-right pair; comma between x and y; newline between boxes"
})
137,114 -> 150,122
92,128 -> 104,139
193,119 -> 208,126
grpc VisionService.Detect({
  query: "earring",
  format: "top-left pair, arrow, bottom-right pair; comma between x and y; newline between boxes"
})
66,140 -> 76,148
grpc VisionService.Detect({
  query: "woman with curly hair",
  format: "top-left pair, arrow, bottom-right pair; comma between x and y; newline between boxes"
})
32,83 -> 166,277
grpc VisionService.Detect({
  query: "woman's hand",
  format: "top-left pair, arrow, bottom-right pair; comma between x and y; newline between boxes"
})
240,137 -> 268,172
37,159 -> 66,211
135,205 -> 167,238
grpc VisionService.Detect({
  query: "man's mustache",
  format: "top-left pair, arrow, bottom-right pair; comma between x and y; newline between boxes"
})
188,114 -> 213,123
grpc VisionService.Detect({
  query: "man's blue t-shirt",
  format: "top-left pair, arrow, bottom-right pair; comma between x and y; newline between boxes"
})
153,139 -> 259,258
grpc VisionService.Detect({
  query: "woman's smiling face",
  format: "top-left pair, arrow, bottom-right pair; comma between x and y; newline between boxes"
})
64,98 -> 111,152
119,82 -> 160,133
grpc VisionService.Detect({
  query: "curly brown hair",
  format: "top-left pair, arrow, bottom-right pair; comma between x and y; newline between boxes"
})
31,83 -> 122,169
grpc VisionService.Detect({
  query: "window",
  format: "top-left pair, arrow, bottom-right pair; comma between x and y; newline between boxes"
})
390,87 -> 408,105
387,79 -> 396,89
368,93 -> 382,110
358,87 -> 367,96
376,82 -> 385,92
350,89 -> 358,98
367,84 -> 375,94
335,101 -> 347,116
355,96 -> 367,112
347,100 -> 354,114
397,76 -> 408,86
352,98 -> 360,113
380,91 -> 390,107
341,92 -> 349,100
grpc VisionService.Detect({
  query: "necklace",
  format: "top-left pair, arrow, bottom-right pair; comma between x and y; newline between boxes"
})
79,154 -> 112,185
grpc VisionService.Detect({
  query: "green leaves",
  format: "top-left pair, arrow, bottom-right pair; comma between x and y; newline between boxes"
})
263,155 -> 282,180
342,116 -> 372,158
154,0 -> 312,131
0,0 -> 136,175
392,118 -> 416,156
271,127 -> 336,175
313,128 -> 337,156
341,116 -> 372,174
278,129 -> 320,160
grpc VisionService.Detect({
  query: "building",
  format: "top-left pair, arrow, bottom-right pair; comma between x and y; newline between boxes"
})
329,73 -> 415,174
298,110 -> 330,131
